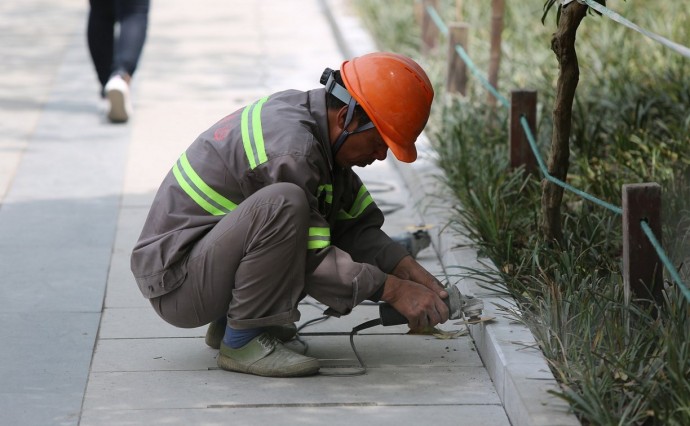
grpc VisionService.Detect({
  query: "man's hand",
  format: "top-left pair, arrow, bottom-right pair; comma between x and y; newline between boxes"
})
380,274 -> 449,329
392,255 -> 448,299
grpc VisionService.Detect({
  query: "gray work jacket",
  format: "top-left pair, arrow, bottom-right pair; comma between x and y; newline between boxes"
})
130,88 -> 408,315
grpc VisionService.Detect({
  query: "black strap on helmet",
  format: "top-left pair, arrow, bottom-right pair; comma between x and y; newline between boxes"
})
320,68 -> 352,105
321,68 -> 376,157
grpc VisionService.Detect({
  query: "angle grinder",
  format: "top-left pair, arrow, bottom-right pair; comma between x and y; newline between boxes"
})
378,285 -> 485,326
320,286 -> 487,376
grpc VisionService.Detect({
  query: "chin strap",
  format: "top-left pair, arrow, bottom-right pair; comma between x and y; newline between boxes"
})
322,69 -> 375,158
331,98 -> 375,157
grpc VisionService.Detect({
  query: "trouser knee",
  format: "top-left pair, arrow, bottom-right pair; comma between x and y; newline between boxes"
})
261,182 -> 309,222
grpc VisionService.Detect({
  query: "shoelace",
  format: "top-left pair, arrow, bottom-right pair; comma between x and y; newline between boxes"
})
256,333 -> 278,351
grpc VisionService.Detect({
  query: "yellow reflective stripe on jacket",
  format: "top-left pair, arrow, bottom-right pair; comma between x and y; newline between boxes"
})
336,184 -> 373,220
241,96 -> 269,169
317,184 -> 333,203
173,152 -> 238,215
308,227 -> 330,249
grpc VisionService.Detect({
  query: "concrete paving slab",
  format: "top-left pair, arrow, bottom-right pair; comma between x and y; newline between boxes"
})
104,207 -> 150,309
112,207 -> 148,252
105,252 -> 148,309
98,307 -> 205,339
0,311 -> 100,426
90,334 -> 480,373
297,334 -> 481,368
0,260 -> 107,313
91,337 -> 216,373
80,405 -> 509,426
82,366 -> 499,411
0,1 -> 84,203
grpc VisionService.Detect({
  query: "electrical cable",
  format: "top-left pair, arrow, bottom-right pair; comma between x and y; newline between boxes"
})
365,180 -> 404,215
294,299 -> 383,376
318,319 -> 381,377
378,201 -> 404,216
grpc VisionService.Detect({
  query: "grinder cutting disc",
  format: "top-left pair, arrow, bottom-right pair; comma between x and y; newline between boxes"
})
446,286 -> 463,320
454,316 -> 495,325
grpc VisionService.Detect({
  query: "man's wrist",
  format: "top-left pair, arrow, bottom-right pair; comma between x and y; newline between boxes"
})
391,255 -> 414,279
368,283 -> 385,302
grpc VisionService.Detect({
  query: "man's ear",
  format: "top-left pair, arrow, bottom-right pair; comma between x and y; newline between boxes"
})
335,105 -> 349,132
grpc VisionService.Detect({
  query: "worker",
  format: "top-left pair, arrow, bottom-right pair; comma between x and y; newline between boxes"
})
130,52 -> 449,378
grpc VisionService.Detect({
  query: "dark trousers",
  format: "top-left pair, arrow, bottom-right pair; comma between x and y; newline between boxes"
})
87,0 -> 150,88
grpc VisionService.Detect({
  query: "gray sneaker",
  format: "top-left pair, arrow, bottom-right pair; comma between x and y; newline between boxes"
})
205,318 -> 298,350
205,318 -> 224,349
217,333 -> 319,377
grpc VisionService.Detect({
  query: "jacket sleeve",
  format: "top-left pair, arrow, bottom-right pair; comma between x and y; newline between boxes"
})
332,171 -> 409,274
240,148 -> 388,316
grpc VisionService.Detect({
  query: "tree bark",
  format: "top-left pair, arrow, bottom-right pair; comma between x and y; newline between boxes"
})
541,2 -> 588,242
487,0 -> 505,108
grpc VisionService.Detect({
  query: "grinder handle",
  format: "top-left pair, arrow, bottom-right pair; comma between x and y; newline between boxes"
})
379,295 -> 454,326
378,303 -> 409,326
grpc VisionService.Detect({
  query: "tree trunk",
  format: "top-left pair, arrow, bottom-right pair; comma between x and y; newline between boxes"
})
540,2 -> 588,242
487,0 -> 505,108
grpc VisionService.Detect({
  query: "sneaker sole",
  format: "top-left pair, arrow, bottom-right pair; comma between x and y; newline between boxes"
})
107,89 -> 129,123
217,353 -> 319,377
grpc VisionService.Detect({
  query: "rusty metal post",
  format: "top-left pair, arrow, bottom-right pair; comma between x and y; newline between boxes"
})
509,90 -> 538,174
622,183 -> 664,306
446,23 -> 469,95
421,0 -> 439,55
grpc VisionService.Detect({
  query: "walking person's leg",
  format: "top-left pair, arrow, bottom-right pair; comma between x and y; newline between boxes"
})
112,0 -> 149,79
104,0 -> 149,122
87,0 -> 116,92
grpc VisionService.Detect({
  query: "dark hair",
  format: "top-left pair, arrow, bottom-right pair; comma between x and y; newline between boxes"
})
325,70 -> 372,127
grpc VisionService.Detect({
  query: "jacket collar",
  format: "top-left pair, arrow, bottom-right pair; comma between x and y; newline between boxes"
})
308,88 -> 335,172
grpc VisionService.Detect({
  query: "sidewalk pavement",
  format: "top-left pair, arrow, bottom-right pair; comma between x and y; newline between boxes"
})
0,1 -> 578,425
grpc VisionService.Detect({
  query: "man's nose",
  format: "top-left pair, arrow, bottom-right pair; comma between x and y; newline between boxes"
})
374,145 -> 388,161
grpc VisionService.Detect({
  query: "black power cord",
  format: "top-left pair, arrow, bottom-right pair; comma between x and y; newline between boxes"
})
295,300 -> 384,377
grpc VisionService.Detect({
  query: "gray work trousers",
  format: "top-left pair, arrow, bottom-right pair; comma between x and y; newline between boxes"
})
151,182 -> 308,330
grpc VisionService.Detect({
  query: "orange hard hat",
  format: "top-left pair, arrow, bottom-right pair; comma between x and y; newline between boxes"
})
340,52 -> 434,163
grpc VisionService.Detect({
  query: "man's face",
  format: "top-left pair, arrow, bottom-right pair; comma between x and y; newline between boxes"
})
334,126 -> 389,168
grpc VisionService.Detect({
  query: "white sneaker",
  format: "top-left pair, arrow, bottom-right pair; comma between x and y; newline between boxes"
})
104,75 -> 132,123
